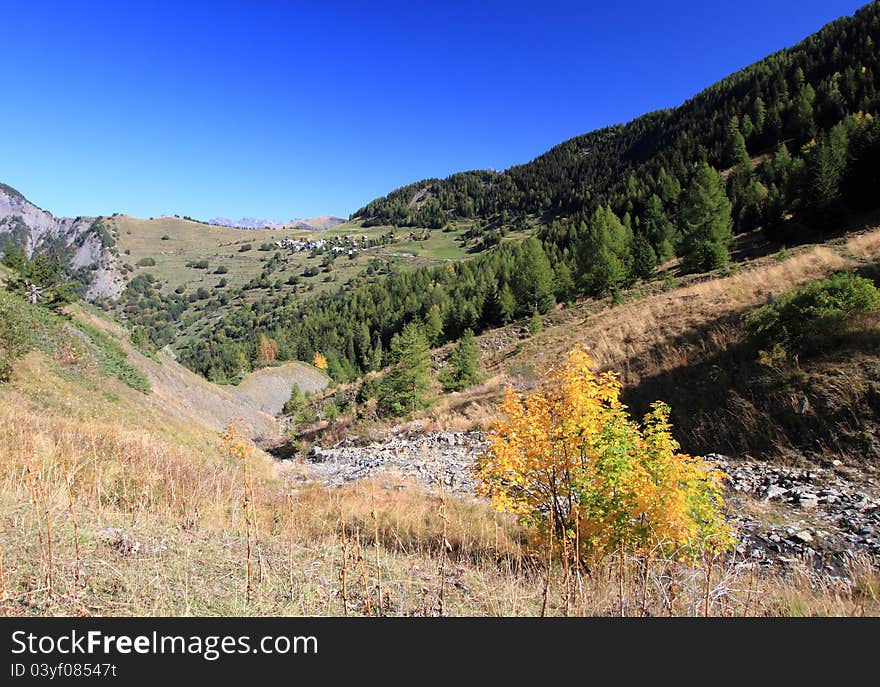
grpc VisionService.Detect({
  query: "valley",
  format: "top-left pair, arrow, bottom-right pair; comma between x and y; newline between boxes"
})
1,2 -> 880,618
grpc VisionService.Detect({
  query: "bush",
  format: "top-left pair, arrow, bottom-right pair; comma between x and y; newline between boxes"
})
136,257 -> 156,267
528,311 -> 543,334
283,385 -> 305,415
744,272 -> 879,354
238,243 -> 253,252
475,348 -> 734,563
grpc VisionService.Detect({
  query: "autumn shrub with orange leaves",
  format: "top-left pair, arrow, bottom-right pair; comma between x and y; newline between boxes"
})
474,348 -> 735,565
313,352 -> 328,371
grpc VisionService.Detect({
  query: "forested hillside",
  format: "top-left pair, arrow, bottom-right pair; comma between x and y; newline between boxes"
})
355,3 -> 880,230
177,4 -> 880,387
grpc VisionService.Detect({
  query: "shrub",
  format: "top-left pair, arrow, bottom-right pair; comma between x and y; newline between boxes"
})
528,311 -> 543,334
136,257 -> 156,267
475,348 -> 734,563
283,385 -> 305,415
744,272 -> 879,354
238,243 -> 253,252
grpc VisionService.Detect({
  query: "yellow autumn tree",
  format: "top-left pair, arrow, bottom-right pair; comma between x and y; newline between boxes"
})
474,348 -> 734,563
313,351 -> 328,370
256,333 -> 279,365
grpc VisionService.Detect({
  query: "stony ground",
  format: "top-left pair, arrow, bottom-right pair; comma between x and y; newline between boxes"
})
288,430 -> 880,571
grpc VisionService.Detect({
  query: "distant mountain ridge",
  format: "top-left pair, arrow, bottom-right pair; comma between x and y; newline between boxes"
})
208,215 -> 345,231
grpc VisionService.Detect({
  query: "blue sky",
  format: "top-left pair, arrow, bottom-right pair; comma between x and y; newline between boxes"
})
0,0 -> 868,221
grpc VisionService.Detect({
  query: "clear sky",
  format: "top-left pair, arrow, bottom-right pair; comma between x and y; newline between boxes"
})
0,0 -> 868,221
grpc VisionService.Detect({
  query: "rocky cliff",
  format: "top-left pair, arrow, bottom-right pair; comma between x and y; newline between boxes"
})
0,183 -> 124,300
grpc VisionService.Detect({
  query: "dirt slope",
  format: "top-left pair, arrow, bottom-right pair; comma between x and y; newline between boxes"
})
69,306 -> 284,439
234,361 -> 329,416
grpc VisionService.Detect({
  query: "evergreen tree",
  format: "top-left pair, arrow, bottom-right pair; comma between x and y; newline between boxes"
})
439,328 -> 482,391
424,304 -> 444,345
578,205 -> 633,296
843,114 -> 880,211
679,163 -> 734,273
529,311 -> 543,334
512,237 -> 555,315
642,194 -> 676,261
632,233 -> 658,279
656,167 -> 681,204
378,322 -> 431,416
804,123 -> 849,227
553,260 -> 576,304
498,282 -> 516,323
283,384 -> 304,415
724,118 -> 751,168
751,96 -> 766,137
787,85 -> 818,142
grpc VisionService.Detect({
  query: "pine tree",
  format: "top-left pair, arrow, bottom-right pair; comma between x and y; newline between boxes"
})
843,113 -> 880,210
787,85 -> 817,142
632,233 -> 658,279
379,322 -> 431,416
553,261 -> 576,304
656,167 -> 681,204
642,194 -> 676,261
679,163 -> 734,273
578,205 -> 633,296
424,304 -> 444,345
724,118 -> 750,168
283,384 -> 304,415
498,283 -> 516,324
751,96 -> 766,135
804,123 -> 849,227
512,237 -> 555,315
439,328 -> 482,391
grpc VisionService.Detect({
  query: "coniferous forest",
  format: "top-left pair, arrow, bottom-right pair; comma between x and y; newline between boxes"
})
176,3 -> 880,388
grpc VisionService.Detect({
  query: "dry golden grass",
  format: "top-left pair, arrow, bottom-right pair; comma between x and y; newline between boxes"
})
412,227 -> 880,435
505,244 -> 852,379
1,397 -> 878,617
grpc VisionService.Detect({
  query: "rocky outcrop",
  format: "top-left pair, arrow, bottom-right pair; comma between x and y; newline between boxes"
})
0,183 -> 124,300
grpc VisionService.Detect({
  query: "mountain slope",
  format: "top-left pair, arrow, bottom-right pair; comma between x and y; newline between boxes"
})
179,2 -> 880,385
354,2 -> 880,227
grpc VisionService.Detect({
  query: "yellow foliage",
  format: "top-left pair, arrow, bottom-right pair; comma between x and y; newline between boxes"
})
474,347 -> 734,562
313,351 -> 328,370
256,334 -> 279,365
221,424 -> 252,461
